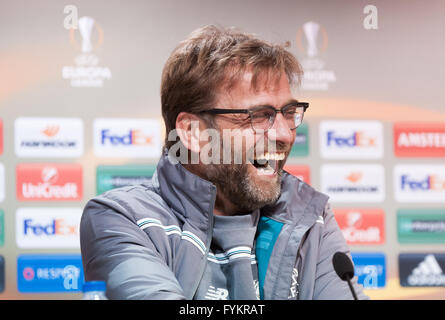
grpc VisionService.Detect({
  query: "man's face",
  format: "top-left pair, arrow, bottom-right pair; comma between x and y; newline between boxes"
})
198,71 -> 297,213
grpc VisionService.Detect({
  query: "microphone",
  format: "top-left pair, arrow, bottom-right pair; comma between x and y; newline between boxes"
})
332,251 -> 358,300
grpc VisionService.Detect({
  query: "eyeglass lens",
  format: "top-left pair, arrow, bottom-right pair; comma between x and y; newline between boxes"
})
250,106 -> 304,131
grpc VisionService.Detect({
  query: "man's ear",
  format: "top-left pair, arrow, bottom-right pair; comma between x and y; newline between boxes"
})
175,112 -> 204,153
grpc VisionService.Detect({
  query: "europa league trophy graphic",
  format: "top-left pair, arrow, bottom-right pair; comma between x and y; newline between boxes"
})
303,21 -> 320,58
78,16 -> 95,54
63,15 -> 112,87
297,21 -> 336,91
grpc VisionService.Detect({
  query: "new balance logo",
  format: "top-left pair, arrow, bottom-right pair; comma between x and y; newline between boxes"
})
204,286 -> 229,300
407,254 -> 445,286
288,268 -> 299,299
253,280 -> 260,300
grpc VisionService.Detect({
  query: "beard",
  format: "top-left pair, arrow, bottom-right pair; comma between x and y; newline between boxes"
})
183,124 -> 291,214
199,137 -> 289,213
202,162 -> 282,213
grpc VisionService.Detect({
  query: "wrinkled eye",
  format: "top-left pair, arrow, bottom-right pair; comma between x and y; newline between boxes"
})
283,106 -> 297,119
251,108 -> 274,122
249,107 -> 275,131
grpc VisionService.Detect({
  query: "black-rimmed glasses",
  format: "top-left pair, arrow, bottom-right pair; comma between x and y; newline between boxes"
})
202,102 -> 309,132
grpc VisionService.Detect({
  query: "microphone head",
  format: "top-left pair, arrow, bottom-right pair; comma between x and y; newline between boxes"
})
332,251 -> 355,281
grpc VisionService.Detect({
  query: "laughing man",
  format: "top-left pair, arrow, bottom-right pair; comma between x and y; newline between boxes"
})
80,25 -> 367,300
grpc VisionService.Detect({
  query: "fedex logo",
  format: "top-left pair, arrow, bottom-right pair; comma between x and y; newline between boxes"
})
395,165 -> 445,202
320,121 -> 383,159
94,118 -> 161,158
401,175 -> 445,191
101,129 -> 152,146
326,131 -> 376,147
16,208 -> 81,248
23,218 -> 77,236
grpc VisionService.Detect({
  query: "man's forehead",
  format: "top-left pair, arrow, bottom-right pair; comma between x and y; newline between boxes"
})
216,69 -> 294,108
228,67 -> 288,89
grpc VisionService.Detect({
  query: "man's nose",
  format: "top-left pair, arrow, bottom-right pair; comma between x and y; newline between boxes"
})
267,113 -> 295,146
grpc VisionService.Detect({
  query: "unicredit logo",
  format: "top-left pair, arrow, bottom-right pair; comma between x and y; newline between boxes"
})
100,129 -> 152,146
16,164 -> 82,201
334,209 -> 385,245
283,165 -> 311,184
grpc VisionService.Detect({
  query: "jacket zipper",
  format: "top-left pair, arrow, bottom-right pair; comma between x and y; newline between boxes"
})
269,219 -> 315,300
190,186 -> 216,299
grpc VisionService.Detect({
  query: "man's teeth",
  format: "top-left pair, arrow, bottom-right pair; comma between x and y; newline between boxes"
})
256,166 -> 275,175
255,152 -> 285,161
251,152 -> 284,174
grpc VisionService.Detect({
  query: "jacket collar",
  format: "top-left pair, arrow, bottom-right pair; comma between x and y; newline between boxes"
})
261,172 -> 329,225
153,150 -> 217,229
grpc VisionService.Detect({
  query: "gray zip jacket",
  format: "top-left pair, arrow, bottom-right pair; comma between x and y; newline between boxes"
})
80,152 -> 368,300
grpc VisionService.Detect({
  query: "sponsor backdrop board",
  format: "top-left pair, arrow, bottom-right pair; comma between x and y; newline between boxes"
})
398,253 -> 445,288
397,209 -> 445,244
0,256 -> 4,293
0,210 -> 4,248
0,164 -> 4,203
16,208 -> 82,249
96,164 -> 156,195
16,163 -> 83,202
14,118 -> 84,158
17,255 -> 83,293
1,0 -> 445,300
351,253 -> 386,289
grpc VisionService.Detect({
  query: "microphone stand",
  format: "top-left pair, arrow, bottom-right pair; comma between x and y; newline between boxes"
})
345,276 -> 358,300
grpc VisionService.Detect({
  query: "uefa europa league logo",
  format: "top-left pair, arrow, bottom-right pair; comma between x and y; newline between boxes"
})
296,21 -> 328,58
63,14 -> 111,87
303,21 -> 320,58
78,16 -> 95,53
296,21 -> 335,91
68,16 -> 103,54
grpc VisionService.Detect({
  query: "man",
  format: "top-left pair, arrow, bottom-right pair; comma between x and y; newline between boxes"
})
80,25 -> 367,300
